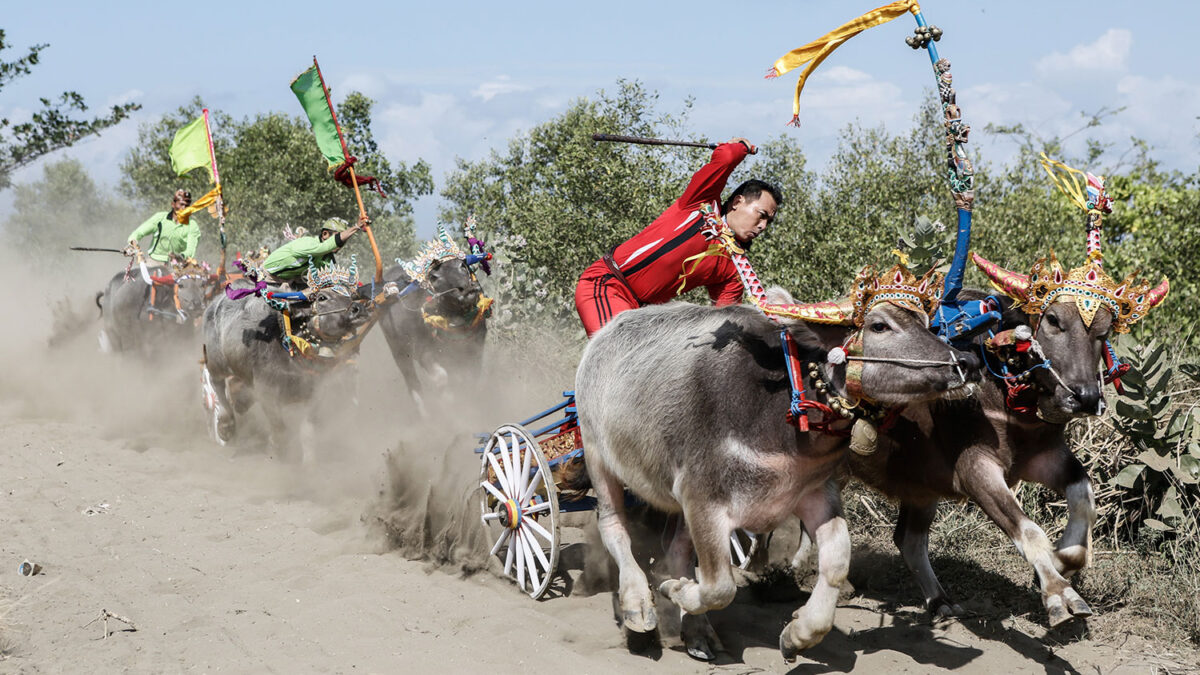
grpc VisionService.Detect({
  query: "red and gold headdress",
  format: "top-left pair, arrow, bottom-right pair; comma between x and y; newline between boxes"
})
752,264 -> 944,328
972,251 -> 1167,334
971,155 -> 1169,333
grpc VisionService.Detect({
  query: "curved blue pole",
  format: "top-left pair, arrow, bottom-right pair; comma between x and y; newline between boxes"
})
910,8 -> 997,342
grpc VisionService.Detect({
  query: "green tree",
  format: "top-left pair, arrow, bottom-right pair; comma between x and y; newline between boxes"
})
0,29 -> 140,188
440,80 -> 700,319
119,94 -> 432,268
4,157 -> 137,259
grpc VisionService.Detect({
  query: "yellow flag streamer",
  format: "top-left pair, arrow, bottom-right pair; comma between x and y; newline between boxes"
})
1038,152 -> 1095,213
175,184 -> 224,225
766,0 -> 918,124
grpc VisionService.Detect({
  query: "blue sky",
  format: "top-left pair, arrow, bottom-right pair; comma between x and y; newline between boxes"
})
4,1 -> 1199,236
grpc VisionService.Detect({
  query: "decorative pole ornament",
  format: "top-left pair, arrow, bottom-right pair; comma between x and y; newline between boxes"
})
1039,153 -> 1114,264
767,1 -> 999,343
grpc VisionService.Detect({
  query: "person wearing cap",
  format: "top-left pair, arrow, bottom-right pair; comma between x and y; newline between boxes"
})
124,188 -> 200,271
261,215 -> 365,285
574,138 -> 781,338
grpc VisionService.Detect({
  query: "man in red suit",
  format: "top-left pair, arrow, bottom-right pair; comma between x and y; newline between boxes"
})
574,137 -> 781,337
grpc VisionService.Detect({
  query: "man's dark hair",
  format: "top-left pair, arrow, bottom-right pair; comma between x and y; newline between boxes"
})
722,179 -> 783,216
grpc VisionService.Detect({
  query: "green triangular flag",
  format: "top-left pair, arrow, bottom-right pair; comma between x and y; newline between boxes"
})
169,114 -> 214,181
291,64 -> 346,167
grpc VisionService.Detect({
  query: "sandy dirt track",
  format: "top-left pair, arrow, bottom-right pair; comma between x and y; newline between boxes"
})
0,261 -> 1195,673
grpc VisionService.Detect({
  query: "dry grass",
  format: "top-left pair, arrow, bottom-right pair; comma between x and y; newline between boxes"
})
839,479 -> 1200,653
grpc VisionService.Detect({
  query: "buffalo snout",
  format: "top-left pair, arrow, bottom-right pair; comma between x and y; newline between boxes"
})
954,350 -> 983,381
1067,383 -> 1102,414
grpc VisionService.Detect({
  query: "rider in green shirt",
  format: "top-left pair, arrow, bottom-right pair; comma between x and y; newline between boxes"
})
126,189 -> 200,267
262,216 -> 364,284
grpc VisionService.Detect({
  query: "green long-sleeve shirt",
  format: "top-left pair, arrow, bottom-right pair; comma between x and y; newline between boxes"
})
262,235 -> 340,280
127,211 -> 201,263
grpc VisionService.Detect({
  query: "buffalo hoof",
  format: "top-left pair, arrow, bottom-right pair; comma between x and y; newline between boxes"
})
929,596 -> 964,619
779,613 -> 830,663
620,592 -> 658,633
681,613 -> 723,661
1045,587 -> 1091,627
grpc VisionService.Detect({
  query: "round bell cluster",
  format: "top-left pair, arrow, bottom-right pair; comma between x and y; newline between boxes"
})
905,25 -> 943,49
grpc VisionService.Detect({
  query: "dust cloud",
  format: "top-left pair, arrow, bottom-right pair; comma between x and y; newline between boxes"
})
0,242 -> 598,588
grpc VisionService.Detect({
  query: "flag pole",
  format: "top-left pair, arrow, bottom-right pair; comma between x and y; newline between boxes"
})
313,57 -> 383,283
202,108 -> 228,281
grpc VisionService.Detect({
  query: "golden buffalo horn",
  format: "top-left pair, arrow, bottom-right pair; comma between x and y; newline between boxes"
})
755,297 -> 856,325
971,252 -> 1030,302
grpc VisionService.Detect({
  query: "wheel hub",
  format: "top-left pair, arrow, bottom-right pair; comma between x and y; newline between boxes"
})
498,499 -> 521,529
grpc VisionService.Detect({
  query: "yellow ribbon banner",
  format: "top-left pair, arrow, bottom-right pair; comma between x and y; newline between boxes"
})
175,184 -> 224,225
1039,152 -> 1096,213
767,0 -> 918,125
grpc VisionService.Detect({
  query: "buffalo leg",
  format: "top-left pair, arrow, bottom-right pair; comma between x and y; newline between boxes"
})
1016,449 -> 1095,576
961,457 -> 1091,626
662,514 -> 723,661
780,481 -> 849,661
591,462 -> 657,633
659,500 -> 736,616
380,317 -> 427,414
894,502 -> 963,617
203,366 -> 237,444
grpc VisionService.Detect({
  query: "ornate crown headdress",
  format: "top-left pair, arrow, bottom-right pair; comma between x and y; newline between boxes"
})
397,226 -> 465,287
170,257 -> 212,280
306,255 -> 359,296
972,251 -> 1167,333
754,264 -> 944,328
971,155 -> 1168,334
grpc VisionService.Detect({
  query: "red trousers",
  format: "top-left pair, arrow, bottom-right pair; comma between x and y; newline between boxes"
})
574,272 -> 641,338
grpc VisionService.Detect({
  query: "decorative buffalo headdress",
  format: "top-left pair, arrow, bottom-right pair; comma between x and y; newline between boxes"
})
306,255 -> 359,296
971,155 -> 1169,334
752,264 -> 945,328
169,257 -> 213,279
972,252 -> 1167,334
398,226 -> 465,289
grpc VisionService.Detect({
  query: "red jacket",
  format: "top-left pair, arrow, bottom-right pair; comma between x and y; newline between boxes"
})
579,142 -> 748,306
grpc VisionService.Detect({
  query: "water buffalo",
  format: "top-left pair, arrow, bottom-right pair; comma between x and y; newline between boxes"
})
200,264 -> 381,454
575,269 -> 981,661
847,252 -> 1169,627
98,259 -> 214,353
378,239 -> 490,415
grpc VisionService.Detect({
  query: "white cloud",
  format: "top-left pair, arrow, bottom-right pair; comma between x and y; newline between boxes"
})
1035,28 -> 1132,79
340,73 -> 385,98
472,75 -> 532,102
105,89 -> 143,108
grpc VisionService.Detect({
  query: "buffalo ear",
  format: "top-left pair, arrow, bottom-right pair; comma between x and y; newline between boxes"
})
783,319 -> 839,363
764,285 -> 796,305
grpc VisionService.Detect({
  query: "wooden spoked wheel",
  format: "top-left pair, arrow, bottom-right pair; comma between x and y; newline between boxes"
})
478,424 -> 561,599
730,530 -> 758,570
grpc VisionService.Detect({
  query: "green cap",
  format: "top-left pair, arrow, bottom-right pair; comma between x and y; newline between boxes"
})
320,216 -> 349,233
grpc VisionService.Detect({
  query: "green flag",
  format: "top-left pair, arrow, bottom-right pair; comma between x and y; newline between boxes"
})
291,64 -> 346,167
169,114 -> 214,181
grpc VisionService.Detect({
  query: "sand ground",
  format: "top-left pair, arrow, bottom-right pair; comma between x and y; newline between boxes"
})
1,261 -> 1196,674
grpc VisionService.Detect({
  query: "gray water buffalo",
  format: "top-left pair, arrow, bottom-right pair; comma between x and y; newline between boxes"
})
848,252 -> 1169,627
575,271 -> 982,661
200,268 -> 380,454
98,260 -> 214,353
378,252 -> 489,414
